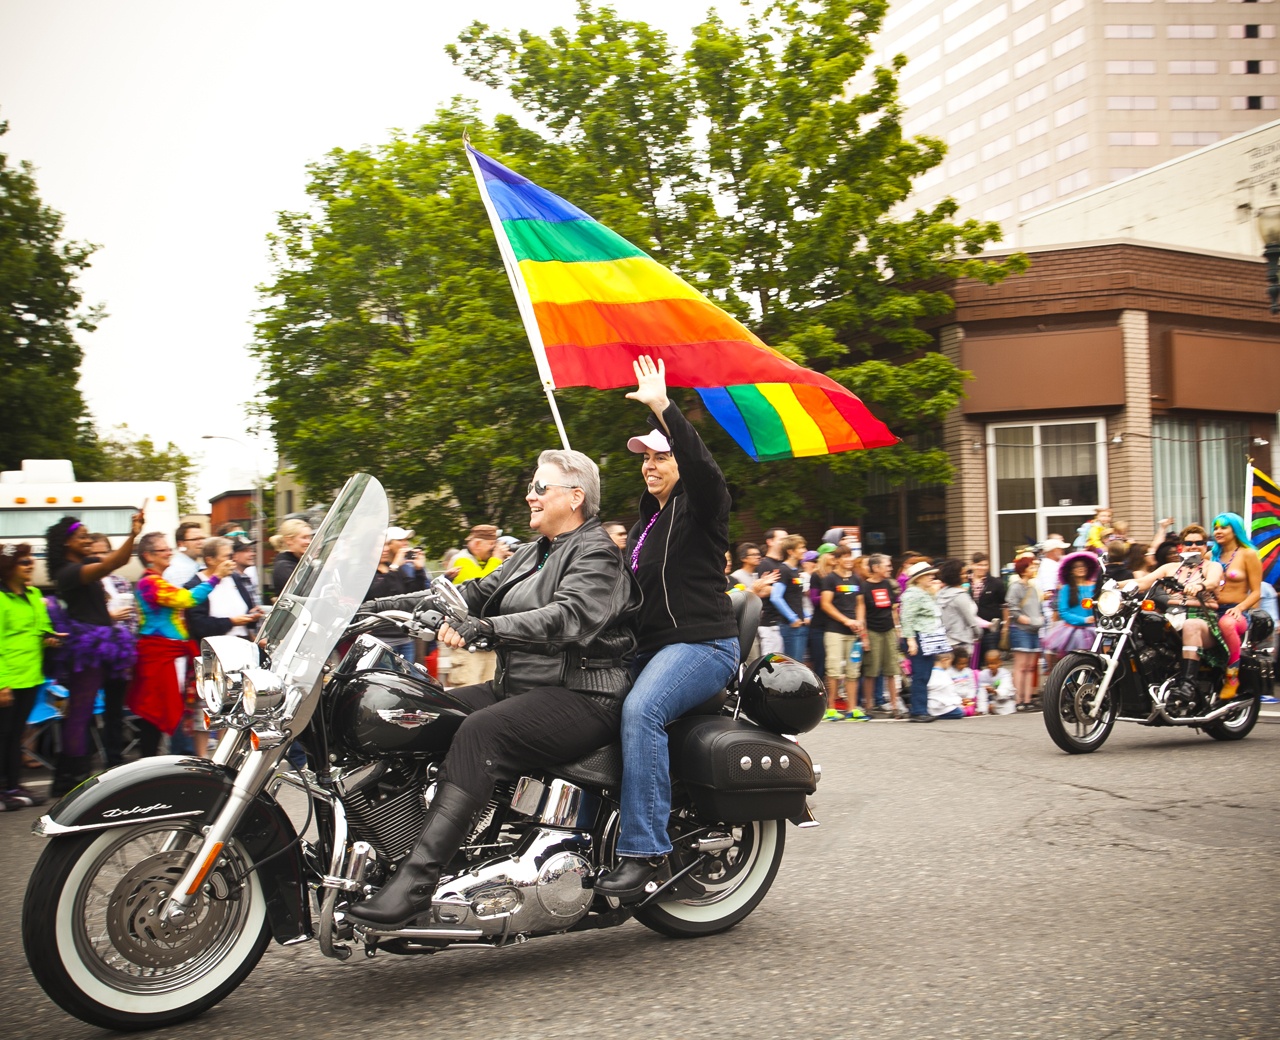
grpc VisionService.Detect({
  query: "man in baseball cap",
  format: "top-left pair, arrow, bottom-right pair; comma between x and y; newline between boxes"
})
447,523 -> 502,688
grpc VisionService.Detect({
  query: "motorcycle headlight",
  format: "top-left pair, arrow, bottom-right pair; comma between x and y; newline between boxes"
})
202,656 -> 229,714
240,667 -> 285,716
1097,587 -> 1123,617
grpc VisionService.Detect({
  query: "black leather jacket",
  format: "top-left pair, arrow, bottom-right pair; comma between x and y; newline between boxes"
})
461,517 -> 640,701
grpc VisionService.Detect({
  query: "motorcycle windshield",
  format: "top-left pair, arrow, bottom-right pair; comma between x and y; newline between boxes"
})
256,472 -> 389,694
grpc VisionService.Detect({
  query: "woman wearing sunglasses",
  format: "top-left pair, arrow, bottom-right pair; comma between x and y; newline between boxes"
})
1130,524 -> 1228,707
594,355 -> 741,901
349,448 -> 641,929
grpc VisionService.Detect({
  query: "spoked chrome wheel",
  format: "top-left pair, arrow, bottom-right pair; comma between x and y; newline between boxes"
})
23,821 -> 270,1031
1203,692 -> 1261,741
633,818 -> 785,938
1043,652 -> 1117,754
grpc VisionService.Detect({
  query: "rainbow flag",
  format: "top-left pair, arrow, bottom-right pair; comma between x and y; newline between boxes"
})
465,144 -> 896,460
1250,466 -> 1280,586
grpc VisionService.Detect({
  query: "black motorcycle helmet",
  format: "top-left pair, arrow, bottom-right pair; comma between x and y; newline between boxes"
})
738,653 -> 825,734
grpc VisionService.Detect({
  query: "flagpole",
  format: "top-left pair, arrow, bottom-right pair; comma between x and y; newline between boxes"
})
463,136 -> 572,451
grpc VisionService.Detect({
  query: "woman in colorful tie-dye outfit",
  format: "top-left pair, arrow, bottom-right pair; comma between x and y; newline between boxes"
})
127,531 -> 234,756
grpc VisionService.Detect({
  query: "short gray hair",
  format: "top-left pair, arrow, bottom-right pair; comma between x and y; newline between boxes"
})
537,449 -> 600,519
202,536 -> 231,563
867,553 -> 890,572
137,531 -> 167,563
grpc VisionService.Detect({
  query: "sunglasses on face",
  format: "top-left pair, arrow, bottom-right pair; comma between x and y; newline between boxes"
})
16,558 -> 35,566
1182,539 -> 1206,547
528,480 -> 580,497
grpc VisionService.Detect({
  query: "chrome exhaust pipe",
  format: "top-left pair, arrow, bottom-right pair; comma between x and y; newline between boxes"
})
1151,697 -> 1256,726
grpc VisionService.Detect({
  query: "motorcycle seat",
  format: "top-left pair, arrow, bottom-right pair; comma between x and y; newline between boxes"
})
555,589 -> 758,791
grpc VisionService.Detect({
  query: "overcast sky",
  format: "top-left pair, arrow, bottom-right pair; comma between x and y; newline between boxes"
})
0,0 -> 706,508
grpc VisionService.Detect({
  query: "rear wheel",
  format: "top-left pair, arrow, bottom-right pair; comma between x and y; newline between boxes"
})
1043,652 -> 1117,754
23,821 -> 270,1031
634,818 -> 784,938
1203,694 -> 1261,741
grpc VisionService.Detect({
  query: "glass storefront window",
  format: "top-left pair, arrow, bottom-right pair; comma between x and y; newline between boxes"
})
988,419 -> 1106,567
1152,417 -> 1249,527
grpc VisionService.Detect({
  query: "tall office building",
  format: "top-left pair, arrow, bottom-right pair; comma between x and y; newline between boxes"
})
870,0 -> 1279,225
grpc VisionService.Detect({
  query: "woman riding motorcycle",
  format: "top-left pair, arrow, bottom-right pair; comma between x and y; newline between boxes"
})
1129,523 -> 1227,707
347,448 -> 640,929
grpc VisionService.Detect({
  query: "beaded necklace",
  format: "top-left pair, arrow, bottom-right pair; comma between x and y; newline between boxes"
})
1217,547 -> 1238,587
629,510 -> 663,572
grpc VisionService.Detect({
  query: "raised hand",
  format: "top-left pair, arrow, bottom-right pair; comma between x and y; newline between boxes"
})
625,354 -> 669,415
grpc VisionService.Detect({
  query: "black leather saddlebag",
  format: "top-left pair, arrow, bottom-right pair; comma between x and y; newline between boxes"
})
668,716 -> 816,823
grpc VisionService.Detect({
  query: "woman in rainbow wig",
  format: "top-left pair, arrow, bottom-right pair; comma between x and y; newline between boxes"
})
1209,512 -> 1263,698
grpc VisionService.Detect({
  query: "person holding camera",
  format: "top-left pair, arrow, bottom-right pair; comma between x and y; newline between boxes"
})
365,526 -> 428,663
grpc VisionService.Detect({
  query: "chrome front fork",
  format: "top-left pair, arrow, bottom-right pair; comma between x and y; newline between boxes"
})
160,743 -> 289,922
1084,626 -> 1132,718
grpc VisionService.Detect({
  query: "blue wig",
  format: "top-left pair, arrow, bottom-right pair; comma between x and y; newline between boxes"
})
1210,512 -> 1251,561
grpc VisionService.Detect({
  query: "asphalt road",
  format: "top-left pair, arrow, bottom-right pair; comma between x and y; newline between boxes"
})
2,712 -> 1277,1040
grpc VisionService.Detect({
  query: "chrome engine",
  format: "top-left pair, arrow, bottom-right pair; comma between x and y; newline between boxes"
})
431,827 -> 595,938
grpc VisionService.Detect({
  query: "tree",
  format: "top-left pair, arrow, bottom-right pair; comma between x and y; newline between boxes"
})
255,1 -> 1027,547
450,0 -> 1026,525
96,425 -> 199,515
0,118 -> 103,474
252,103 -> 570,549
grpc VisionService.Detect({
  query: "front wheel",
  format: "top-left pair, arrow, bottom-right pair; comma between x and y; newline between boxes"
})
1043,652 -> 1118,754
1203,694 -> 1261,741
22,821 -> 271,1031
634,818 -> 785,938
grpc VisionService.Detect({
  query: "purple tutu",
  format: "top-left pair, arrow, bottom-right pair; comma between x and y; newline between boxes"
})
1041,620 -> 1094,655
43,596 -> 137,683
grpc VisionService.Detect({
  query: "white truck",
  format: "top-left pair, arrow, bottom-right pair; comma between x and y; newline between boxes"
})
0,459 -> 180,586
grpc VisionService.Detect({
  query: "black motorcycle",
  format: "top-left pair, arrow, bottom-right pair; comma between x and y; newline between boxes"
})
1042,572 -> 1274,754
21,474 -> 825,1031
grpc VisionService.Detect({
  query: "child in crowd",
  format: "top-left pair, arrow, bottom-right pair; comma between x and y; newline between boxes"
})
979,649 -> 1016,715
944,646 -> 980,715
925,650 -> 967,719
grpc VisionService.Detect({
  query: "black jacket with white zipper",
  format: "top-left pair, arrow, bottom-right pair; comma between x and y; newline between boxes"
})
627,401 -> 738,656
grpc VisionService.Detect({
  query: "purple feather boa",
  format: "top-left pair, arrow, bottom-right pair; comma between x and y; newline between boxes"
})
43,596 -> 137,682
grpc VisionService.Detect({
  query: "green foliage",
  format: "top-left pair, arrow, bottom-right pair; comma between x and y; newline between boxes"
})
96,425 -> 199,515
449,0 -> 1027,528
255,1 -> 1028,547
0,118 -> 103,475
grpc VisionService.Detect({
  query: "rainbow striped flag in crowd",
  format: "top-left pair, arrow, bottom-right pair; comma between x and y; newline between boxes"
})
1250,465 -> 1280,586
464,143 -> 896,461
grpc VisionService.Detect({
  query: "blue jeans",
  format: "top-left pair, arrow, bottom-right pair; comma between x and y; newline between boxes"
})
617,637 -> 740,858
781,622 -> 808,662
909,651 -> 935,716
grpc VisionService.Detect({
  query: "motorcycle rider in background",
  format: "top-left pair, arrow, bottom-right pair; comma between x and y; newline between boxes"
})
346,448 -> 640,929
1128,523 -> 1227,708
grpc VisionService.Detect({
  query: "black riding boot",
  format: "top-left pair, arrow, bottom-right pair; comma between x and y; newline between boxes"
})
595,855 -> 671,903
346,783 -> 483,929
1170,656 -> 1200,712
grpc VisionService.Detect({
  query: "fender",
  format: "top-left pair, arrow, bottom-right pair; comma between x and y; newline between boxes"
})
33,756 -> 311,944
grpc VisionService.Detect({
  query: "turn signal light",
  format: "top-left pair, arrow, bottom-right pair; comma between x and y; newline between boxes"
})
1082,598 -> 1093,609
1142,600 -> 1156,611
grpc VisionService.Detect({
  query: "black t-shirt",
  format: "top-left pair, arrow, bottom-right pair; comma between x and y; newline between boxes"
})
54,559 -> 112,627
821,571 -> 861,628
860,578 -> 898,633
757,556 -> 784,625
776,561 -> 805,622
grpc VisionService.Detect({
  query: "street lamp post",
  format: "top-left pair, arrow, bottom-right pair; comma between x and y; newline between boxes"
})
201,435 -> 265,600
1255,204 -> 1280,315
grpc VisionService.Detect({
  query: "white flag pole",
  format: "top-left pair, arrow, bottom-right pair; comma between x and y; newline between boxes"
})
464,136 -> 571,451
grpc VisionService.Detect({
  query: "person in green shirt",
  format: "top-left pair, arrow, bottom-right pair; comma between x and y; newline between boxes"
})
0,544 -> 64,809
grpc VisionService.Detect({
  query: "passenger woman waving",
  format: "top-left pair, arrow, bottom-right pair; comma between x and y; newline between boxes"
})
596,356 -> 741,901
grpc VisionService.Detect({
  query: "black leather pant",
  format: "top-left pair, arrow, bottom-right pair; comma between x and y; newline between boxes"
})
443,682 -> 620,804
